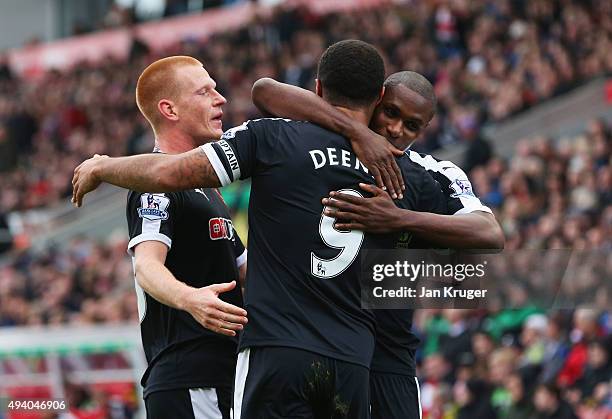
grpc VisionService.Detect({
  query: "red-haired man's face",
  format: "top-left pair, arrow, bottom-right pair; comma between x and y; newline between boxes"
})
174,64 -> 227,142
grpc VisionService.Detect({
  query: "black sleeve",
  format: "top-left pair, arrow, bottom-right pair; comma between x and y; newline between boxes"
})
416,171 -> 449,215
126,190 -> 182,255
199,119 -> 283,185
395,156 -> 447,214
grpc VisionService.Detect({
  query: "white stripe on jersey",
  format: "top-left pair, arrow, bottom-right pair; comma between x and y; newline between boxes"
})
405,150 -> 441,172
233,348 -> 251,419
216,140 -> 241,182
131,258 -> 148,324
236,249 -> 248,268
127,231 -> 172,256
415,377 -> 422,419
189,388 -> 223,419
201,143 -> 232,186
405,150 -> 492,215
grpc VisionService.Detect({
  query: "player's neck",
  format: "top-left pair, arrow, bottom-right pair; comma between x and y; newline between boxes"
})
333,106 -> 371,126
154,129 -> 199,154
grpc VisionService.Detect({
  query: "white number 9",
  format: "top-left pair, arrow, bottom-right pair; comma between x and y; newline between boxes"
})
311,189 -> 365,279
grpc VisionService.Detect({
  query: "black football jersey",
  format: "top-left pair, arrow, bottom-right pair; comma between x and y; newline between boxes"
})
371,150 -> 492,376
202,118 -> 447,368
126,185 -> 246,396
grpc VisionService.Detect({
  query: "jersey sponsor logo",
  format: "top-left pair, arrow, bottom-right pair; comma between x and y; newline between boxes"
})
137,193 -> 170,221
450,178 -> 476,198
221,122 -> 249,139
209,217 -> 235,241
194,188 -> 210,200
396,231 -> 413,248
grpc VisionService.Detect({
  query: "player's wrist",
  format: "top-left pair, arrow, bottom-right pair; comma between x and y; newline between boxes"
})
91,157 -> 108,182
345,121 -> 369,145
175,285 -> 197,312
391,208 -> 417,232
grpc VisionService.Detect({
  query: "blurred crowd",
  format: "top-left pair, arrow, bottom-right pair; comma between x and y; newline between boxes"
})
405,118 -> 611,418
474,118 -> 611,251
0,0 -> 611,418
414,308 -> 612,419
414,113 -> 612,417
0,234 -> 137,327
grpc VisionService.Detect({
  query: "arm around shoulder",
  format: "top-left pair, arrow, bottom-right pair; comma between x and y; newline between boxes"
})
72,148 -> 221,206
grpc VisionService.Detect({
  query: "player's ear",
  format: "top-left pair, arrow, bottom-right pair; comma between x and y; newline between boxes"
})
315,79 -> 323,97
158,99 -> 179,122
375,86 -> 385,106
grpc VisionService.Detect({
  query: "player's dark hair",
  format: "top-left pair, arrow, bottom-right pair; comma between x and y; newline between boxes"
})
384,71 -> 437,109
317,40 -> 385,109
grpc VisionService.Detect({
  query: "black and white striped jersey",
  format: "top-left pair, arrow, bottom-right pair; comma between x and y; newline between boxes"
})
126,185 -> 246,397
404,150 -> 491,216
371,150 -> 492,377
202,118 -> 448,368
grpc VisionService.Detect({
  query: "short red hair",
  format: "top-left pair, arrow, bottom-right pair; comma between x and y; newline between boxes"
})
135,56 -> 202,132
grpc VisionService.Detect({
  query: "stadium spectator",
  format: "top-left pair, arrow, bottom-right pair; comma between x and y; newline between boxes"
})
420,353 -> 452,416
502,372 -> 535,419
438,309 -> 477,363
454,379 -> 497,419
574,337 -> 612,400
540,313 -> 571,383
532,383 -> 578,419
557,309 -> 601,388
518,313 -> 549,368
489,347 -> 520,409
470,329 -> 496,380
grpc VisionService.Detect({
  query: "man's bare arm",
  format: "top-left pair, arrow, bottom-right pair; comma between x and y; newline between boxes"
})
72,148 -> 220,206
252,78 -> 405,199
134,241 -> 247,337
252,78 -> 366,141
394,211 -> 504,250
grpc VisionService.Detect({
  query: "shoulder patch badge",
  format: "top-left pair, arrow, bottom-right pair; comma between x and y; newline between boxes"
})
450,179 -> 476,198
221,122 -> 249,140
137,193 -> 170,221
